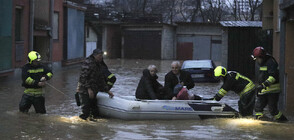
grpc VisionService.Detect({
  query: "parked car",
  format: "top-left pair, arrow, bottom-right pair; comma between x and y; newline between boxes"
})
181,60 -> 219,83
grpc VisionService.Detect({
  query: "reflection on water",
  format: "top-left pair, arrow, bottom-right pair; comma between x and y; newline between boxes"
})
0,59 -> 293,139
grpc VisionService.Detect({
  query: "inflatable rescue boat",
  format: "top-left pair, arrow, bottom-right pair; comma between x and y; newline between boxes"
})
97,92 -> 238,120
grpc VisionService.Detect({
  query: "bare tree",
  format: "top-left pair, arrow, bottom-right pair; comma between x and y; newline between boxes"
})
200,0 -> 228,23
85,0 -> 244,24
178,0 -> 202,22
228,0 -> 262,21
249,0 -> 262,21
154,0 -> 179,24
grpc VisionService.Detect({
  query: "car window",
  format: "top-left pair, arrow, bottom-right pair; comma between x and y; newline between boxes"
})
183,61 -> 213,69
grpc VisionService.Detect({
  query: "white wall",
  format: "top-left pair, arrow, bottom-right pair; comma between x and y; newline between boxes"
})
161,25 -> 176,60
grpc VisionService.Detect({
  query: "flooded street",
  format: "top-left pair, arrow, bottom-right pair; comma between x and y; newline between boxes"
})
1,59 -> 294,140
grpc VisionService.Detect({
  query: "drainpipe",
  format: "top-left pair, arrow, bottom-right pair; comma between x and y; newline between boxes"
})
29,0 -> 34,51
279,6 -> 287,110
48,0 -> 54,63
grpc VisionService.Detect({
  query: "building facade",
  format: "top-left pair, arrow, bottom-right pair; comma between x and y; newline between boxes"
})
63,1 -> 86,65
176,22 -> 222,65
0,0 -> 64,76
263,0 -> 294,115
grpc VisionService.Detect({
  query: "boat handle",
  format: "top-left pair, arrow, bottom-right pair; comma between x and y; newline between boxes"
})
132,106 -> 140,110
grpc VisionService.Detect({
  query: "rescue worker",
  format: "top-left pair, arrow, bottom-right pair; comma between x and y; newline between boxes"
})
135,65 -> 164,100
164,61 -> 196,100
252,46 -> 287,121
19,51 -> 53,114
77,49 -> 114,120
210,66 -> 256,117
100,59 -> 116,90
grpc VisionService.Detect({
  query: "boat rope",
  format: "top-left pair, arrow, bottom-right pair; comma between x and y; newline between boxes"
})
45,82 -> 66,95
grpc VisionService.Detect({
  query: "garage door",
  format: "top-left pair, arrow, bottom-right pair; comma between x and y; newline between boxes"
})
123,31 -> 161,59
177,42 -> 193,60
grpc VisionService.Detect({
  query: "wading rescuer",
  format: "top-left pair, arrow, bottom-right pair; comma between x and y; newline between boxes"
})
252,47 -> 287,122
76,49 -> 114,120
19,51 -> 53,114
210,66 -> 256,117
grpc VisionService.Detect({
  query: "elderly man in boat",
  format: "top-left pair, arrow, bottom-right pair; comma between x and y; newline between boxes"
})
164,61 -> 202,100
135,65 -> 165,100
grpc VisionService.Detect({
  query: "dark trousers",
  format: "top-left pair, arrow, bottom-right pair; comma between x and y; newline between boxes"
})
19,94 -> 46,114
255,93 -> 280,116
79,92 -> 99,119
238,90 -> 256,117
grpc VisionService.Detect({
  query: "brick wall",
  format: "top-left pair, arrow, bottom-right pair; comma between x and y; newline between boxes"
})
13,0 -> 30,68
52,0 -> 63,62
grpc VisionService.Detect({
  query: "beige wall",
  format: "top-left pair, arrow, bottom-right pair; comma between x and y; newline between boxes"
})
285,21 -> 294,115
262,0 -> 273,30
272,0 -> 280,61
264,0 -> 294,116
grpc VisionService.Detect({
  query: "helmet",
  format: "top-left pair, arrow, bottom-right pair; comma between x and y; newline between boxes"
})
28,51 -> 41,64
214,66 -> 227,77
253,47 -> 266,58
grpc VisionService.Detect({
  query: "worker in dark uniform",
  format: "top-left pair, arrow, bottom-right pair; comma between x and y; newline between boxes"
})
252,47 -> 287,121
100,59 -> 116,90
77,49 -> 114,120
164,61 -> 196,100
210,66 -> 256,117
19,51 -> 53,114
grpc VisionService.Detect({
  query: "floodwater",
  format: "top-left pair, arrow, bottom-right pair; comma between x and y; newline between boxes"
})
0,59 -> 294,140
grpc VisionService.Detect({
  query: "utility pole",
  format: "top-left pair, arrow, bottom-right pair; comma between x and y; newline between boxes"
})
29,0 -> 34,51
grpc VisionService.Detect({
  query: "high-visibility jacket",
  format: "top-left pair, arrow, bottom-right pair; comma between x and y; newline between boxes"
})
216,71 -> 255,99
22,63 -> 53,96
257,55 -> 280,95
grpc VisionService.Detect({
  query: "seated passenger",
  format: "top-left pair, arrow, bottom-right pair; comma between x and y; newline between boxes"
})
135,65 -> 164,100
164,61 -> 201,100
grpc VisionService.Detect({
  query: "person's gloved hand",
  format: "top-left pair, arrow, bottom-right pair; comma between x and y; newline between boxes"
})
213,95 -> 222,101
38,81 -> 46,87
256,84 -> 265,93
40,77 -> 46,82
108,91 -> 114,98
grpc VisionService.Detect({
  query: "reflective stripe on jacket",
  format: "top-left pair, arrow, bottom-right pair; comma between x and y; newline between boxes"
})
257,55 -> 280,94
216,71 -> 255,98
22,63 -> 53,95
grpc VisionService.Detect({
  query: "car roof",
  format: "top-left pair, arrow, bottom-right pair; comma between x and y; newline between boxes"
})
182,60 -> 213,69
183,60 -> 212,63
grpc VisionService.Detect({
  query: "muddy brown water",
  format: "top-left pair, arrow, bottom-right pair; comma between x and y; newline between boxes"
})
0,59 -> 293,139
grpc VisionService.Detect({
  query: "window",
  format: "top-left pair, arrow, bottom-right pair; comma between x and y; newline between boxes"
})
53,12 -> 59,40
15,7 -> 23,41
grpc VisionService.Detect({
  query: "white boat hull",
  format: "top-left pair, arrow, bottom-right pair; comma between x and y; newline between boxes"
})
97,92 -> 238,120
